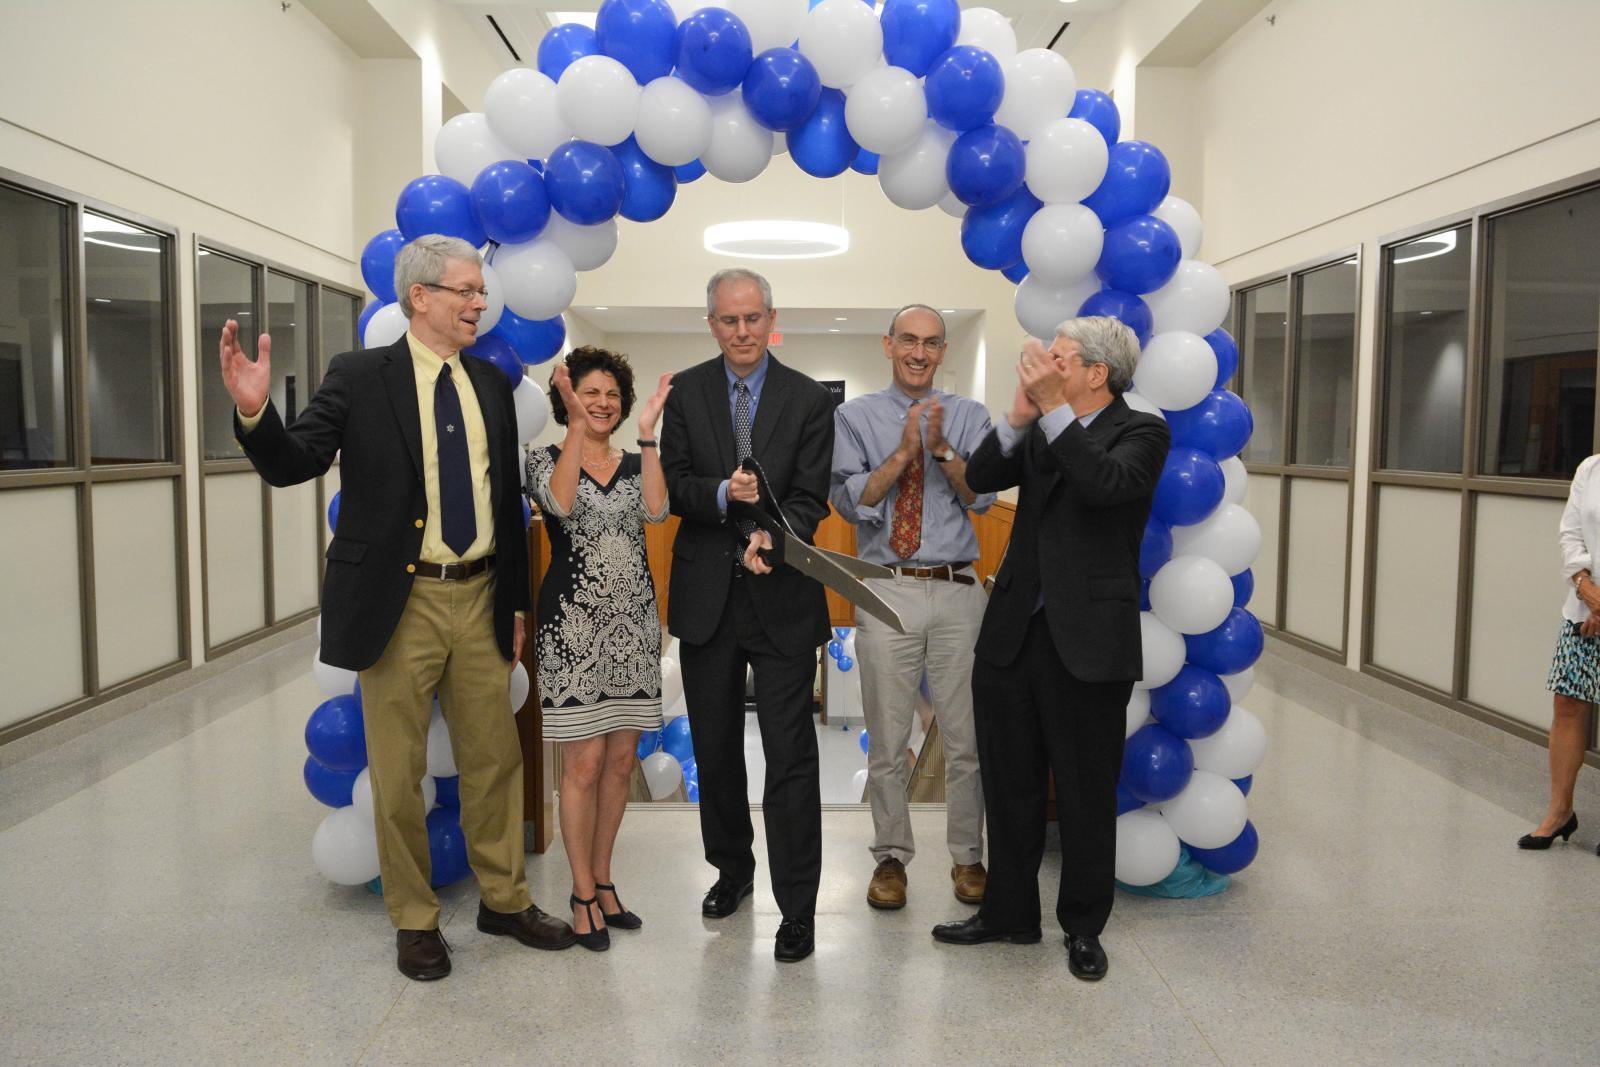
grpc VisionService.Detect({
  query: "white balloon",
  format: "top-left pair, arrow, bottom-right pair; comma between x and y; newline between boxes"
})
1144,260 -> 1230,337
513,377 -> 551,443
994,48 -> 1076,142
1122,390 -> 1167,421
800,0 -> 885,89
878,121 -> 956,210
311,806 -> 381,885
363,303 -> 407,349
1188,706 -> 1266,779
1020,203 -> 1103,285
1149,554 -> 1235,636
661,656 -> 684,711
851,767 -> 869,798
956,7 -> 1018,62
1013,271 -> 1099,341
1114,809 -> 1181,886
726,0 -> 809,53
433,112 -> 518,188
1125,687 -> 1153,740
635,75 -> 714,166
484,68 -> 570,162
355,770 -> 438,822
426,706 -> 457,778
641,751 -> 684,799
1159,771 -> 1248,849
937,190 -> 968,218
509,660 -> 530,712
421,774 -> 438,813
312,648 -> 357,698
703,93 -> 775,182
843,66 -> 927,155
1132,330 -> 1217,411
1171,503 -> 1261,576
556,55 -> 641,146
540,214 -> 619,272
1136,611 -> 1185,690
1152,196 -> 1203,259
494,239 -> 577,320
473,262 -> 505,335
772,131 -> 788,156
1023,118 -> 1107,204
1221,666 -> 1254,703
1220,456 -> 1248,505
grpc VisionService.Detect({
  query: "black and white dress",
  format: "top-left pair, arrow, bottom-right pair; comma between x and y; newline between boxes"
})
526,445 -> 668,741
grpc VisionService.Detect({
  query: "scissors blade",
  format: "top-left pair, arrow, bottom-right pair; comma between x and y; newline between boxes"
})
781,539 -> 907,634
810,543 -> 895,581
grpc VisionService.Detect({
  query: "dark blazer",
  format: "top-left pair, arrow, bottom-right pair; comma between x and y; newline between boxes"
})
233,335 -> 530,671
966,394 -> 1170,683
661,353 -> 833,657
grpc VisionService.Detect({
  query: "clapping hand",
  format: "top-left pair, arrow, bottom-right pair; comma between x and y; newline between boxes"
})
552,364 -> 592,436
923,397 -> 948,455
638,372 -> 673,439
899,400 -> 927,460
219,319 -> 271,417
1017,337 -> 1070,415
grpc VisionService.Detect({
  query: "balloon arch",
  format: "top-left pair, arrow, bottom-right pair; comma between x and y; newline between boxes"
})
300,0 -> 1267,897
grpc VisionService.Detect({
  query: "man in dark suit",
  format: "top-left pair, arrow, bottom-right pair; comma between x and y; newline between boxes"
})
660,268 -> 834,962
219,234 -> 574,981
931,316 -> 1170,981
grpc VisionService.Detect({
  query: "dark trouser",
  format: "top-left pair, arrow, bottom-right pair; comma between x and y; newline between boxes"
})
679,578 -> 822,921
973,612 -> 1131,937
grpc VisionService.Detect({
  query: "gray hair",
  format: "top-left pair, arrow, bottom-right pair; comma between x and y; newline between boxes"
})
705,268 -> 773,315
1056,316 -> 1140,394
395,235 -> 482,318
886,304 -> 947,339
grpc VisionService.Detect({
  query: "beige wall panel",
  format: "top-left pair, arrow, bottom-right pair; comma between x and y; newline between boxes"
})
1283,478 -> 1349,650
1467,494 -> 1566,729
1369,486 -> 1459,692
0,487 -> 84,726
92,479 -> 182,688
205,473 -> 266,646
272,480 -> 321,619
1242,474 -> 1281,628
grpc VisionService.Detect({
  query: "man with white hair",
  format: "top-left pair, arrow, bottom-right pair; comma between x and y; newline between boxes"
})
931,317 -> 1170,983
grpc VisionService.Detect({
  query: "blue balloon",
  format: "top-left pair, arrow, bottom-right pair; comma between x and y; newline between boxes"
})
433,774 -> 460,809
303,755 -> 359,808
833,627 -> 850,640
1096,213 -> 1182,294
1151,446 -> 1225,526
1069,88 -> 1121,146
360,229 -> 407,303
1082,140 -> 1171,227
1139,518 -> 1172,580
1232,774 -> 1253,796
661,714 -> 695,763
486,307 -> 567,367
1001,260 -> 1030,284
326,491 -> 340,535
358,300 -> 381,338
1231,569 -> 1254,608
859,728 -> 869,754
685,780 -> 700,803
538,23 -> 599,82
636,729 -> 662,760
304,695 -> 366,773
681,756 -> 699,791
1206,327 -> 1239,388
595,0 -> 678,83
1184,608 -> 1265,675
521,495 -> 533,530
880,0 -> 961,78
426,806 -> 471,887
1149,664 -> 1231,739
1078,288 -> 1153,347
1114,780 -> 1145,815
1187,820 -> 1258,874
674,7 -> 753,95
544,141 -> 625,224
946,123 -> 1026,207
395,174 -> 486,247
827,639 -> 843,658
1139,579 -> 1151,611
465,333 -> 526,386
837,655 -> 854,671
470,160 -> 551,245
849,148 -> 880,175
1166,389 -> 1253,459
959,184 -> 1040,270
1120,723 -> 1194,804
612,136 -> 677,222
924,45 -> 1004,131
674,159 -> 707,183
742,48 -> 822,132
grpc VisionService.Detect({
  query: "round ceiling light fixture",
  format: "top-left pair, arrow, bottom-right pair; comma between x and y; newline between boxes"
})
703,221 -> 850,260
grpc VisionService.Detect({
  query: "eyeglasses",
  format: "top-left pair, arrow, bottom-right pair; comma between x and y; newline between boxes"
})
892,334 -> 947,353
711,312 -> 771,329
423,283 -> 489,301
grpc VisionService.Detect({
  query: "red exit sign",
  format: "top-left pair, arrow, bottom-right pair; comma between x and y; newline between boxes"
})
768,331 -> 783,346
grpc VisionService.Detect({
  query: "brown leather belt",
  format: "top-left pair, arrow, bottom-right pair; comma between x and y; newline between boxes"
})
414,555 -> 494,581
891,563 -> 975,586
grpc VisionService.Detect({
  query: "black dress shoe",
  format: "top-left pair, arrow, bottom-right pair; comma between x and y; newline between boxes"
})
476,901 -> 578,950
1065,933 -> 1108,981
569,894 -> 610,953
702,876 -> 755,918
396,928 -> 451,981
1517,813 -> 1577,850
930,914 -> 1042,945
595,881 -> 642,930
774,917 -> 814,962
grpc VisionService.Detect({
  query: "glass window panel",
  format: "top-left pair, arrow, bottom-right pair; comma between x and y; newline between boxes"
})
1292,259 -> 1358,468
0,184 -> 70,470
320,289 -> 357,370
1481,185 -> 1600,480
85,213 -> 171,464
198,249 -> 255,461
266,271 -> 312,427
1240,280 -> 1288,464
1381,226 -> 1470,473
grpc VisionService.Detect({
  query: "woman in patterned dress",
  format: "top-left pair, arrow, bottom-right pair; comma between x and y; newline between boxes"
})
526,347 -> 672,948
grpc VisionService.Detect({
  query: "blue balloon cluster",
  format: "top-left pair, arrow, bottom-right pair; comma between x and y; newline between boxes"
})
826,628 -> 855,672
661,715 -> 694,764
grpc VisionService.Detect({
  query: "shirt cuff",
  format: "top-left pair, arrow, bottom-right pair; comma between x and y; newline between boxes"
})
237,402 -> 267,432
995,418 -> 1023,457
716,479 -> 730,517
839,472 -> 883,525
1038,405 -> 1075,444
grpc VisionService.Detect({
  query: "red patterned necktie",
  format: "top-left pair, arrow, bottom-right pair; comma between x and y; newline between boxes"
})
890,446 -> 924,560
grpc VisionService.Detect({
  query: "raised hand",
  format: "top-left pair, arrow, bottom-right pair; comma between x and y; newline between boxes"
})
219,319 -> 271,417
552,363 -> 591,437
923,397 -> 947,454
638,372 -> 673,439
1018,337 -> 1069,414
899,400 -> 927,460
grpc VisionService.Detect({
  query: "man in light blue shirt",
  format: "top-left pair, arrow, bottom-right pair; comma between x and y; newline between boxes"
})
831,304 -> 995,911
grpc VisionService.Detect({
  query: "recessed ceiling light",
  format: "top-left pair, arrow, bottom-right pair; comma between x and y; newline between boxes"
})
1393,229 -> 1457,265
593,306 -> 609,311
941,309 -> 955,313
92,297 -> 112,303
828,328 -> 840,333
835,316 -> 847,321
704,221 -> 850,260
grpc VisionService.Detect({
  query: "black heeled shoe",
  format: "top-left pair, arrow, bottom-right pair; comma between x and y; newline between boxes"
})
1517,813 -> 1577,850
595,881 -> 643,930
569,894 -> 610,952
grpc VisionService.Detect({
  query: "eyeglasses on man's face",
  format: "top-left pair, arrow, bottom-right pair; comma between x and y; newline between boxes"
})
892,334 -> 947,353
711,311 -> 771,330
423,282 -> 489,301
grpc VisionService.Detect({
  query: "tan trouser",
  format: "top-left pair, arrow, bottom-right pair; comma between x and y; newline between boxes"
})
358,569 -> 532,930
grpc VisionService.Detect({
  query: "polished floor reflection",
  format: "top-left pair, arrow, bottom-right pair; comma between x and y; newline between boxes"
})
3,630 -> 1599,1064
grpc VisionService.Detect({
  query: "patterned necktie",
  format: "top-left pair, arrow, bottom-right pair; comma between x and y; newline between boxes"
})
732,380 -> 755,543
435,363 -> 476,557
890,443 -> 923,560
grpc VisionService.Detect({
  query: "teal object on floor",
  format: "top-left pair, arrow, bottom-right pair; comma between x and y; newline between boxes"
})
1116,848 -> 1230,898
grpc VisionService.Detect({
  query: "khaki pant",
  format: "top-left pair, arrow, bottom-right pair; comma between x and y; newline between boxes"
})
358,569 -> 531,930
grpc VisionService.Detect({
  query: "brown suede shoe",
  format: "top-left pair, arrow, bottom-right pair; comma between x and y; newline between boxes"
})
476,900 -> 578,950
867,857 -> 908,910
396,928 -> 451,981
952,862 -> 987,905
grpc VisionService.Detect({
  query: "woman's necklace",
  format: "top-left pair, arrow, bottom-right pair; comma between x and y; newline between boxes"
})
581,443 -> 619,475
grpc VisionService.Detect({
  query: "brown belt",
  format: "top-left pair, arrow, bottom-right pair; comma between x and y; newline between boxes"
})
413,555 -> 494,581
891,563 -> 975,586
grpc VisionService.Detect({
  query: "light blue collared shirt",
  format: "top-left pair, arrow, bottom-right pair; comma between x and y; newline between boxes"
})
994,402 -> 1105,456
715,352 -> 771,514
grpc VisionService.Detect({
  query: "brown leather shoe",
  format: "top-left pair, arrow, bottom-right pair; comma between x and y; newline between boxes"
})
396,928 -> 451,981
952,862 -> 986,905
867,857 -> 908,910
476,900 -> 578,950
